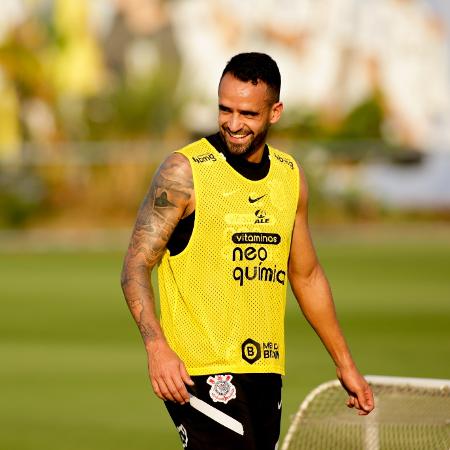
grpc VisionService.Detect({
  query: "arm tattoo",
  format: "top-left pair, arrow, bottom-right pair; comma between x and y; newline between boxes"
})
154,191 -> 175,208
121,154 -> 193,344
138,322 -> 157,340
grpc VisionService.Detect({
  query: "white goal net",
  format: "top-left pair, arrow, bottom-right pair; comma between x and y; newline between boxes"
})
282,376 -> 450,450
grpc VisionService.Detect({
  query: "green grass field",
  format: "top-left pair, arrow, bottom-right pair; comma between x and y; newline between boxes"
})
1,230 -> 449,450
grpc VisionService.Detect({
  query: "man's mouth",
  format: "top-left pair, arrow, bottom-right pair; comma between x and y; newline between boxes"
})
226,130 -> 251,141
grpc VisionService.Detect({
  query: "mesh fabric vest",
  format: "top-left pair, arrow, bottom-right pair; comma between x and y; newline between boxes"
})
158,138 -> 299,375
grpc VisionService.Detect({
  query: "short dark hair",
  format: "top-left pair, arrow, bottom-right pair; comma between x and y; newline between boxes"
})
221,52 -> 281,103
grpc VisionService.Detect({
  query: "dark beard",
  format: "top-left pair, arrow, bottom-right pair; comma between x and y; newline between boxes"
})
220,126 -> 269,158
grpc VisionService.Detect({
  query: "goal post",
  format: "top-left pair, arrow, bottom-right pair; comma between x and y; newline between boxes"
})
281,375 -> 450,450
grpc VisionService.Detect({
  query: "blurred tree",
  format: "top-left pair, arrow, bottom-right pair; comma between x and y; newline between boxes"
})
336,93 -> 384,140
51,0 -> 105,97
0,167 -> 46,227
0,74 -> 20,157
0,15 -> 55,153
86,70 -> 180,139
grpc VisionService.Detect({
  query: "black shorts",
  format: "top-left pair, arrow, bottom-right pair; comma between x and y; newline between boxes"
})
165,373 -> 282,450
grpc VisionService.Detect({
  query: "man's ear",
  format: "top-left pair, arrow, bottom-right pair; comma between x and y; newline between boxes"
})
270,102 -> 284,124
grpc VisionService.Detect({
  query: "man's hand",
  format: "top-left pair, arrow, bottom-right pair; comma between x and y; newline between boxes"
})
336,366 -> 374,415
147,340 -> 194,404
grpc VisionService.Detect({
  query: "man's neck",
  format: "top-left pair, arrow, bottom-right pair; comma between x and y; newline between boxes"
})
245,145 -> 266,163
206,133 -> 270,181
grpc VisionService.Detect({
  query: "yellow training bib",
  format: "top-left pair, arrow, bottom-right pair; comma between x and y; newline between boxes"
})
158,138 -> 299,375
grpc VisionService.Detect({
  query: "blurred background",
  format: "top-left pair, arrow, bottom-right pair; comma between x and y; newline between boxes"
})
1,1 -> 449,449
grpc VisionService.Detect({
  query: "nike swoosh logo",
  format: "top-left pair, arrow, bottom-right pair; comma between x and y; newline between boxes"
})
248,194 -> 267,203
278,400 -> 282,410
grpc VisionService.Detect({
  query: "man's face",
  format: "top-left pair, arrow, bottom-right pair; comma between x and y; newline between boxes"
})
218,73 -> 283,160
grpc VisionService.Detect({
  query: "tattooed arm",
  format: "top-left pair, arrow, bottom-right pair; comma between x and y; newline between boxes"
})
121,152 -> 195,404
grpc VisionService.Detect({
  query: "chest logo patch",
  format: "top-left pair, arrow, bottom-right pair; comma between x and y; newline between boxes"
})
207,374 -> 237,404
249,194 -> 267,203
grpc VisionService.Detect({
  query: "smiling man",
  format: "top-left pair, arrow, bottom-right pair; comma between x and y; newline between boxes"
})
121,52 -> 374,450
218,68 -> 281,158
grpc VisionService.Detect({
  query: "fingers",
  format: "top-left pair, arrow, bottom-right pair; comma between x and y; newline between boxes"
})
180,362 -> 195,386
166,376 -> 190,404
347,387 -> 375,416
151,377 -> 164,401
346,394 -> 360,409
152,377 -> 173,402
152,376 -> 185,403
359,386 -> 375,414
150,364 -> 194,404
338,367 -> 375,415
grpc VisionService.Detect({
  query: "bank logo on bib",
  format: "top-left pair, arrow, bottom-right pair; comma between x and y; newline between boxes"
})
242,338 -> 280,364
242,338 -> 261,364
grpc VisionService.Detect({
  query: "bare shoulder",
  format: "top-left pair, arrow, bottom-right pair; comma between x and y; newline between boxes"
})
124,152 -> 194,268
159,152 -> 192,182
152,152 -> 194,217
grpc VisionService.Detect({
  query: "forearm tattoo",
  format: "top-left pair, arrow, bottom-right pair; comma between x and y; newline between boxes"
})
121,154 -> 193,343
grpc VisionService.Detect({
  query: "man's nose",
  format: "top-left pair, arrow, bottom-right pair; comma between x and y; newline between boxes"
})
227,114 -> 243,132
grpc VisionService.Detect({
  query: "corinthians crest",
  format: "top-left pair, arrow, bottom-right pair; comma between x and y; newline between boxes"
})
207,374 -> 237,404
